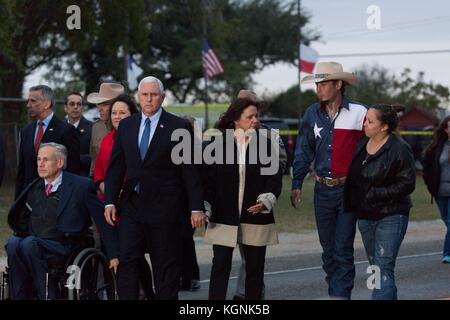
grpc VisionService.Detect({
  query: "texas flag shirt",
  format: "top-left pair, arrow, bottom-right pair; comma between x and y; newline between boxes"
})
292,96 -> 367,190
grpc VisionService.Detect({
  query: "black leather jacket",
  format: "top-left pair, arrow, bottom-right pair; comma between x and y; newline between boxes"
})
422,142 -> 444,199
344,134 -> 416,219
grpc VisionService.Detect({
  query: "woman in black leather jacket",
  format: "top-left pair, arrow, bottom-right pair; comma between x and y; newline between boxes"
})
344,104 -> 416,300
423,115 -> 450,264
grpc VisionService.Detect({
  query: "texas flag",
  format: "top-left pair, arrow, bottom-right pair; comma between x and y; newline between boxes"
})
299,44 -> 319,74
127,54 -> 143,90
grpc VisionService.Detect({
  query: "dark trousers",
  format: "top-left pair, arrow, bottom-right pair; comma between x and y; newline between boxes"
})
99,230 -> 155,299
117,193 -> 181,300
138,256 -> 155,299
314,183 -> 357,299
209,244 -> 266,300
6,235 -> 73,300
180,221 -> 200,287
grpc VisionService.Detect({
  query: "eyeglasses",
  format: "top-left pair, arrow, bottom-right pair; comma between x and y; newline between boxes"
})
67,102 -> 83,107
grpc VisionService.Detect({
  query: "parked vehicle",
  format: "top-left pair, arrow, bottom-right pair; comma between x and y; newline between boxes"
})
259,117 -> 296,174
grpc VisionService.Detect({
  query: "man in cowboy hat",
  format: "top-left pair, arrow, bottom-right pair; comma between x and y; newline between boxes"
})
87,82 -> 125,177
290,62 -> 367,299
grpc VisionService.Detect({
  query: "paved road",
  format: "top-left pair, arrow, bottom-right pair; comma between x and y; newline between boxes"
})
180,239 -> 450,300
1,220 -> 447,300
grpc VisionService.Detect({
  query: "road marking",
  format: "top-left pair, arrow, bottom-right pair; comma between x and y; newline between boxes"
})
199,251 -> 442,283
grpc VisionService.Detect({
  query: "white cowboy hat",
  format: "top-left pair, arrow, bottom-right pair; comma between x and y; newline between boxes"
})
301,62 -> 358,86
87,82 -> 125,104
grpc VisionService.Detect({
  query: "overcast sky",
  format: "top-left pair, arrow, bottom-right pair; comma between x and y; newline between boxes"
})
253,0 -> 450,97
25,0 -> 450,104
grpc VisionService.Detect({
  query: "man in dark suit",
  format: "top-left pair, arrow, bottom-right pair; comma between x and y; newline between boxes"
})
64,92 -> 93,176
104,76 -> 206,300
15,85 -> 81,199
7,143 -> 118,300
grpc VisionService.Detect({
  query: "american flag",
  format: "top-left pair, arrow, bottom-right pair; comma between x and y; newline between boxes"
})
202,38 -> 224,78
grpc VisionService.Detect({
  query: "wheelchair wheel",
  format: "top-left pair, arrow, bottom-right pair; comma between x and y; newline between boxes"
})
1,269 -> 10,300
67,248 -> 117,300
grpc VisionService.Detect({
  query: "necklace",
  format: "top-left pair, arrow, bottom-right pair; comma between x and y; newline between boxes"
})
326,106 -> 339,120
362,152 -> 371,165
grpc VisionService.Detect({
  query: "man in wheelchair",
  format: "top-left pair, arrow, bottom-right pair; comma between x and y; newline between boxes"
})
5,142 -> 118,300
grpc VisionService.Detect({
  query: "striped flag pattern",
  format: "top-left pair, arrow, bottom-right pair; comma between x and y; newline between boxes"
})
299,44 -> 319,74
202,38 -> 224,78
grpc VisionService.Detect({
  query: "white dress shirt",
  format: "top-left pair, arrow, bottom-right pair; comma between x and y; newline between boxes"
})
138,108 -> 162,148
34,112 -> 54,141
45,171 -> 63,193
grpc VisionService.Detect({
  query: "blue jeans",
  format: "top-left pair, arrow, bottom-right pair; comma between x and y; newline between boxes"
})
435,197 -> 450,257
358,214 -> 408,300
314,183 -> 357,299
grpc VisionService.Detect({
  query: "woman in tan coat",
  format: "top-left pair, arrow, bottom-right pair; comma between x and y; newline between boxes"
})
204,98 -> 282,300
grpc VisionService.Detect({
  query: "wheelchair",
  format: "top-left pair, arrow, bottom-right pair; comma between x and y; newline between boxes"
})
0,234 -> 118,300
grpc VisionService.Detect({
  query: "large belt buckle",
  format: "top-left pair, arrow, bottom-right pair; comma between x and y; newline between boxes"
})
324,177 -> 335,187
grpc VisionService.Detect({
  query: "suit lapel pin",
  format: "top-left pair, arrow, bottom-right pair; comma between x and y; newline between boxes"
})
160,124 -> 164,128
80,129 -> 84,133
49,128 -> 54,132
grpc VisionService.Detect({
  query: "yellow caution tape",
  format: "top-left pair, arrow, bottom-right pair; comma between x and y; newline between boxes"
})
276,130 -> 433,136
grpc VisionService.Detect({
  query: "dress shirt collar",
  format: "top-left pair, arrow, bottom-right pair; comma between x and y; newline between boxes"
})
140,107 -> 163,127
44,171 -> 63,193
38,112 -> 54,128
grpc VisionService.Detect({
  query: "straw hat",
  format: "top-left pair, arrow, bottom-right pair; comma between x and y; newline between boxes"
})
301,62 -> 358,86
87,82 -> 125,104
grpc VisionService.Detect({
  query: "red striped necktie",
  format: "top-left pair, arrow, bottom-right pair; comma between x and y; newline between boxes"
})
34,121 -> 44,154
45,183 -> 53,197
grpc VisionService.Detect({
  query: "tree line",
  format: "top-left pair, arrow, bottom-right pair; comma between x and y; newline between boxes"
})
0,0 -> 318,123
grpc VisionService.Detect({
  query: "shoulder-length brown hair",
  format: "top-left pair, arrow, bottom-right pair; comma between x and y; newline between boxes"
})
215,98 -> 261,132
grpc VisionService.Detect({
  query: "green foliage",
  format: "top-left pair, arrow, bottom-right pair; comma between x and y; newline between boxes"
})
45,0 -> 150,93
0,0 -> 72,76
1,0 -> 318,122
0,0 -> 76,121
141,0 -> 319,103
265,87 -> 317,118
0,0 -> 15,78
268,64 -> 450,119
347,64 -> 450,111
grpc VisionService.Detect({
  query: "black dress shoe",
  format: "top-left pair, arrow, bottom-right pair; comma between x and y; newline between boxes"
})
180,279 -> 201,291
179,281 -> 190,291
233,294 -> 245,300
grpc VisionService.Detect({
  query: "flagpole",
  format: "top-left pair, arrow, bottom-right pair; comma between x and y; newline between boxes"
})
297,0 -> 302,111
203,1 -> 209,130
125,50 -> 129,88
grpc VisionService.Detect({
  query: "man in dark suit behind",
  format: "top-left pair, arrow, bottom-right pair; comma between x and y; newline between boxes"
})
104,76 -> 206,300
7,143 -> 118,300
15,85 -> 81,199
64,92 -> 93,176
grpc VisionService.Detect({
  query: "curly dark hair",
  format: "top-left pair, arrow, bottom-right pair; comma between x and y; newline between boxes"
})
215,98 -> 261,132
369,103 -> 405,133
